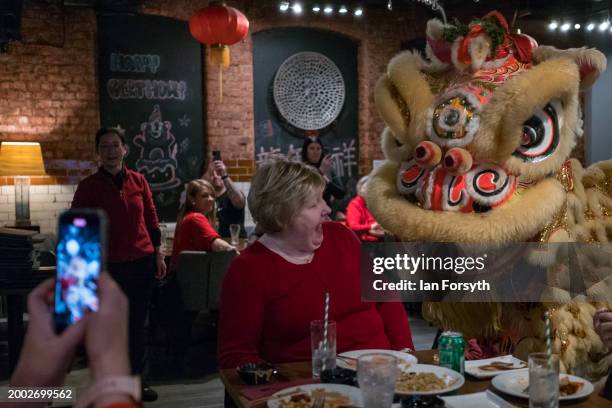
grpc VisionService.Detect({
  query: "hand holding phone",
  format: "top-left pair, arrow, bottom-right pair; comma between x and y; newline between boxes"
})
212,150 -> 222,162
54,209 -> 107,333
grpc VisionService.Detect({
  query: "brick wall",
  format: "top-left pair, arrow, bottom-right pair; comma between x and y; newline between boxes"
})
5,1 -> 587,230
0,0 -> 424,228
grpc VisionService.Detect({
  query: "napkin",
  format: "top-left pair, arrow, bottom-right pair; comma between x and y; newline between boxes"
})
240,379 -> 315,401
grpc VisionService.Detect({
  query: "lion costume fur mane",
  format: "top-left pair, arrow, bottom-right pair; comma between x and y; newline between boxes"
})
368,11 -> 612,379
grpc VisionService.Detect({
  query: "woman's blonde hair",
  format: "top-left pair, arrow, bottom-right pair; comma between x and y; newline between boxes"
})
248,157 -> 326,233
179,179 -> 217,227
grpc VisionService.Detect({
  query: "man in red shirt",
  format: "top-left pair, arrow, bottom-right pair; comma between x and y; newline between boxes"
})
72,128 -> 165,402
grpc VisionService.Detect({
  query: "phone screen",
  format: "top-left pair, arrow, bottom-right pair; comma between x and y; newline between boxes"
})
54,210 -> 105,332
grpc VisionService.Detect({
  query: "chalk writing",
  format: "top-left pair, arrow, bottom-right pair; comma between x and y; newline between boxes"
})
331,139 -> 356,178
107,79 -> 187,100
256,140 -> 356,178
133,105 -> 181,191
110,53 -> 161,74
178,114 -> 191,127
256,146 -> 282,163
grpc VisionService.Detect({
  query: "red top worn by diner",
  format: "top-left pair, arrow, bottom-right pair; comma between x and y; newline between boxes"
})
345,195 -> 381,242
71,167 -> 159,263
217,221 -> 414,368
169,211 -> 220,271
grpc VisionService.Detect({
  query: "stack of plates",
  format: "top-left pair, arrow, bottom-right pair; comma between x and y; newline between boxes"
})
0,228 -> 48,292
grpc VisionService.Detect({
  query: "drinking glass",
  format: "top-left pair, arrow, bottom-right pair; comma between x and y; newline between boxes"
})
229,224 -> 240,246
529,352 -> 559,408
357,353 -> 398,408
159,224 -> 168,252
310,320 -> 336,379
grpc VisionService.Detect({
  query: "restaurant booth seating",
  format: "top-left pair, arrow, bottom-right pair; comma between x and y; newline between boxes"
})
175,250 -> 237,313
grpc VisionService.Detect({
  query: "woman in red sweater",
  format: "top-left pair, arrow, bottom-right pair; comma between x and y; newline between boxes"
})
346,176 -> 385,241
170,179 -> 235,272
218,158 -> 413,368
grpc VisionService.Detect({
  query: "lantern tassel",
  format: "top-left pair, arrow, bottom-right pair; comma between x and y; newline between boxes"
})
219,64 -> 223,103
209,44 -> 230,67
209,45 -> 230,102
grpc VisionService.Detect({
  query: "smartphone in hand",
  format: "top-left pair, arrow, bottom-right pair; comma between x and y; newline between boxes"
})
54,209 -> 107,333
212,150 -> 222,161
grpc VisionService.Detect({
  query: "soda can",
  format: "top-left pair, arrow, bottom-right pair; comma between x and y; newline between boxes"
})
438,331 -> 465,374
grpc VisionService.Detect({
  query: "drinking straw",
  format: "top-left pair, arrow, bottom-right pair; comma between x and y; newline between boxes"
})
545,310 -> 555,408
544,310 -> 552,368
322,292 -> 330,371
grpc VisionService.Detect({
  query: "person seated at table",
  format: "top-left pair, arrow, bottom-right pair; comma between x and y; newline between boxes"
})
10,274 -> 140,408
346,176 -> 385,241
217,157 -> 414,368
170,179 -> 235,272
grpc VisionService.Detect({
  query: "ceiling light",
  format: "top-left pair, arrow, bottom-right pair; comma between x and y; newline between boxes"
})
560,23 -> 571,31
339,5 -> 348,13
312,5 -> 320,12
387,0 -> 392,11
292,3 -> 302,14
599,21 -> 610,31
587,23 -> 595,31
574,23 -> 581,29
548,21 -> 558,30
323,5 -> 333,14
279,1 -> 289,12
354,8 -> 363,16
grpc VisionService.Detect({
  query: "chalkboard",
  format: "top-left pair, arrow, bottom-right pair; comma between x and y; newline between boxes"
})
98,14 -> 204,222
252,28 -> 359,212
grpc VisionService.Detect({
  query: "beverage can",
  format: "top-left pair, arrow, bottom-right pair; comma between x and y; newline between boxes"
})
438,331 -> 465,374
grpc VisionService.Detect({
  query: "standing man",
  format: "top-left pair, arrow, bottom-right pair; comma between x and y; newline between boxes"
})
205,156 -> 247,238
72,127 -> 166,402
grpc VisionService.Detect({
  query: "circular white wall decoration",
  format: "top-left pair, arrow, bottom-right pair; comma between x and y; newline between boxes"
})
273,52 -> 345,131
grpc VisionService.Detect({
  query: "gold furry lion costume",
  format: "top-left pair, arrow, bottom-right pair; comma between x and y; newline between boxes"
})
368,11 -> 612,379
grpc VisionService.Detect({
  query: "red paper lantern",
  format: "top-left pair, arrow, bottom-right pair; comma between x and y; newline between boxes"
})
189,2 -> 249,68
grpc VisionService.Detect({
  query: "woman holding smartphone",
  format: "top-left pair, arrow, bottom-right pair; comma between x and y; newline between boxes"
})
301,138 -> 345,209
71,127 -> 164,402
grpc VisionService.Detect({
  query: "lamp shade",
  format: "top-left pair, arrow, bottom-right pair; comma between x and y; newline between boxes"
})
0,142 -> 46,176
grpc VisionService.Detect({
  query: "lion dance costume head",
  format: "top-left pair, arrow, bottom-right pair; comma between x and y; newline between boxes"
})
369,11 -> 612,379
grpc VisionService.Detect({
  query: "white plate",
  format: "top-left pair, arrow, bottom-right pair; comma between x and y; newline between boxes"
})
441,391 -> 513,408
464,355 -> 527,379
395,363 -> 465,396
267,383 -> 362,408
491,371 -> 594,401
337,349 -> 417,370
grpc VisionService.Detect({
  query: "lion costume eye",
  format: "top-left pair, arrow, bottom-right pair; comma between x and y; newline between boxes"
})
513,98 -> 563,163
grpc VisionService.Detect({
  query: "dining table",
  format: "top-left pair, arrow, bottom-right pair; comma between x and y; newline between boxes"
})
218,349 -> 611,408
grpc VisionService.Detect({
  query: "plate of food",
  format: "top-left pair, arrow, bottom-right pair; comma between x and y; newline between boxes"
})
491,371 -> 593,401
395,364 -> 464,396
267,383 -> 362,408
336,349 -> 417,371
464,355 -> 527,379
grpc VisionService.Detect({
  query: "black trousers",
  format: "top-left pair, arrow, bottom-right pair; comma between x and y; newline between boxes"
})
108,254 -> 156,375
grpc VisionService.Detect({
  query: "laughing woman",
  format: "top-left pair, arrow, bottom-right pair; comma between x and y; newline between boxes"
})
217,157 -> 414,368
169,179 -> 235,272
